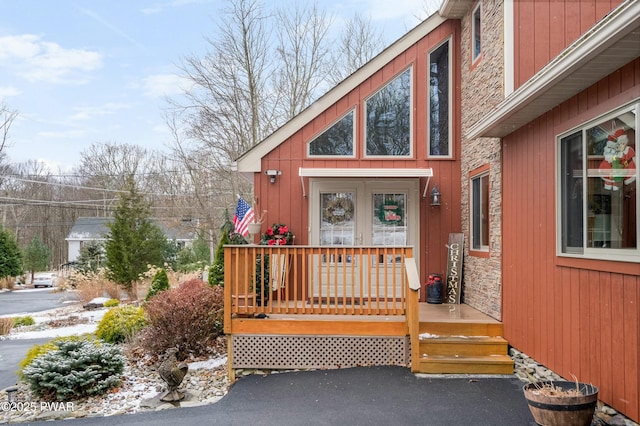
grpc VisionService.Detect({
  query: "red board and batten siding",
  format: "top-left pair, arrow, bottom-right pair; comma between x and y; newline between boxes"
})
254,20 -> 462,291
502,59 -> 640,421
513,0 -> 624,90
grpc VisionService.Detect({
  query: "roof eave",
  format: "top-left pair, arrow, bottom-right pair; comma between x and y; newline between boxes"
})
439,0 -> 473,19
467,0 -> 640,140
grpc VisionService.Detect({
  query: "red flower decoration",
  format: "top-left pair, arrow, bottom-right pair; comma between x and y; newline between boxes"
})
261,223 -> 294,245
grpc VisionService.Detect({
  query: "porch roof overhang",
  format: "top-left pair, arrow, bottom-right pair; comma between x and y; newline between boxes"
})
467,0 -> 640,140
298,167 -> 433,178
298,167 -> 434,198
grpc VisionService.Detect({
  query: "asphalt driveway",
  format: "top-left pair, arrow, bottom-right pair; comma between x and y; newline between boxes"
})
36,366 -> 536,425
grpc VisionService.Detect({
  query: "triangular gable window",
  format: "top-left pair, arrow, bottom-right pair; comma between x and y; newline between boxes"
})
308,110 -> 355,157
365,67 -> 412,157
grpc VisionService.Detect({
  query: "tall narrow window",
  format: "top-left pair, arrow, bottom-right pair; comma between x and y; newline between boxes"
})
365,68 -> 412,157
558,103 -> 638,261
308,110 -> 355,157
428,39 -> 451,157
471,169 -> 489,251
472,3 -> 482,62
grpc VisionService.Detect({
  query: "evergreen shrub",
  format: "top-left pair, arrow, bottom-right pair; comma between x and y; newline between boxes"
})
145,268 -> 170,301
18,335 -> 90,378
22,338 -> 124,400
96,305 -> 146,344
104,298 -> 120,307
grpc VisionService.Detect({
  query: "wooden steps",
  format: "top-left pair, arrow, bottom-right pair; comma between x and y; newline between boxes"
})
415,305 -> 514,375
417,354 -> 514,374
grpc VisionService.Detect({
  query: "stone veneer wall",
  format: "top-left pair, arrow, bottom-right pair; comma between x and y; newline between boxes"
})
459,0 -> 504,320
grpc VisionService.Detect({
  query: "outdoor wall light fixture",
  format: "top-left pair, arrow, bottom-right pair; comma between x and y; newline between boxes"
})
430,185 -> 441,206
265,169 -> 282,183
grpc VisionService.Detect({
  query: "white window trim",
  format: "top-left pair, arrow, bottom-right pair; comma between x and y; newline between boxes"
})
555,100 -> 640,263
503,0 -> 514,96
472,2 -> 482,63
427,37 -> 453,159
470,170 -> 490,252
363,66 -> 414,159
307,108 -> 357,158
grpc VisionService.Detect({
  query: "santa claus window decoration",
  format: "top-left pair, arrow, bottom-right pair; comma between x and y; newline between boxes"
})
559,104 -> 638,258
597,128 -> 636,190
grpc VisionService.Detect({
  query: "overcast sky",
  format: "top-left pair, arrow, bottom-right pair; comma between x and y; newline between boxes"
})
1,0 -> 440,172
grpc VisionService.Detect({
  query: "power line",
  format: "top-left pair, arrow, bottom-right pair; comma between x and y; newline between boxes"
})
2,176 -> 181,196
0,196 -> 119,205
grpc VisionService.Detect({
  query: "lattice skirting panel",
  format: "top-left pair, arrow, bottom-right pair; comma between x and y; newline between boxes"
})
231,335 -> 410,369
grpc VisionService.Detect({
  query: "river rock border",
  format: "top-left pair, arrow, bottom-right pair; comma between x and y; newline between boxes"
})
510,348 -> 638,426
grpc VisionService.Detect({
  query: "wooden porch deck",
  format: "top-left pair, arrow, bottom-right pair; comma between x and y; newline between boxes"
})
224,246 -> 512,376
228,303 -> 513,375
418,302 -> 502,324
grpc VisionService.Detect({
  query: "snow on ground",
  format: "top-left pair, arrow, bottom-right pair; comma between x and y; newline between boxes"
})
2,302 -> 107,340
188,357 -> 227,370
6,323 -> 100,340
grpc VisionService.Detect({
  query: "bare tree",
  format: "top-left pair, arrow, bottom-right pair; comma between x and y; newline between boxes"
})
419,0 -> 441,19
167,0 -> 282,253
163,110 -> 244,261
166,0 -> 385,254
326,13 -> 385,86
0,102 -> 18,163
175,0 -> 274,171
73,142 -> 161,215
0,161 -> 76,267
273,2 -> 333,118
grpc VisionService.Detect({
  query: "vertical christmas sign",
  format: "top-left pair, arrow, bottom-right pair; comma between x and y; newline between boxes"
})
445,233 -> 464,304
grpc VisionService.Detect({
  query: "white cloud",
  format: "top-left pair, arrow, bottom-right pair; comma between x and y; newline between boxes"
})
0,34 -> 102,84
141,0 -> 211,15
0,86 -> 21,98
69,102 -> 131,121
140,73 -> 187,98
0,34 -> 41,60
37,129 -> 88,139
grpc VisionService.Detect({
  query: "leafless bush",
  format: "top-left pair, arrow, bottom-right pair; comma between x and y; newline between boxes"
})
71,269 -> 123,305
0,317 -> 14,335
0,277 -> 15,290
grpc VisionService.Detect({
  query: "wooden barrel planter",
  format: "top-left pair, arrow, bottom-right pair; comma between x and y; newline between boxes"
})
523,381 -> 598,426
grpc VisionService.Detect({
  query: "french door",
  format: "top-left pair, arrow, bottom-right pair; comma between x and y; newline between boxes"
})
308,179 -> 419,298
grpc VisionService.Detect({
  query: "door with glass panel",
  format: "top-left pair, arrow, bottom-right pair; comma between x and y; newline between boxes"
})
309,179 -> 418,300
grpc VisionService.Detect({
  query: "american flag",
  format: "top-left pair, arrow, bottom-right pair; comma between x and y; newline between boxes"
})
233,197 -> 254,237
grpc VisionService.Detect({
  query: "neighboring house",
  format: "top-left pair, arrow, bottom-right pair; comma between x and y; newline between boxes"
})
230,0 -> 639,421
66,217 -> 111,263
65,217 -> 197,263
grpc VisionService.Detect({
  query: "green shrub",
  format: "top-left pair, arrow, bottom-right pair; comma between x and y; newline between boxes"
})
139,279 -> 224,359
104,298 -> 120,307
18,335 -> 91,378
145,268 -> 170,301
209,231 -> 229,287
22,338 -> 124,401
13,315 -> 35,327
96,305 -> 146,344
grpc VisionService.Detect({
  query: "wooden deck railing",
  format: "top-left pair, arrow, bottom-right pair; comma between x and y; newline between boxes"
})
223,245 -> 415,317
404,257 -> 421,373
